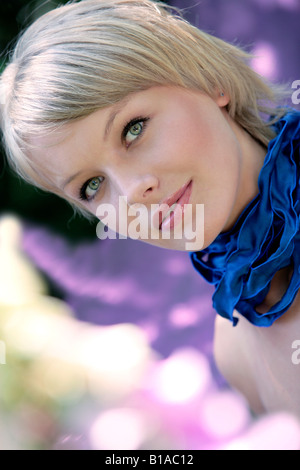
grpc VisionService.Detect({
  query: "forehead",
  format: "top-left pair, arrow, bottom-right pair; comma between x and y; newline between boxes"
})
27,126 -> 74,185
26,85 -> 210,186
27,90 -> 137,163
26,87 -> 151,182
27,106 -> 113,184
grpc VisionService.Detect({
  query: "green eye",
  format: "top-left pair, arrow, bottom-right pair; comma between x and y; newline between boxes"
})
123,118 -> 149,146
85,177 -> 102,199
126,122 -> 143,144
79,176 -> 104,202
130,122 -> 143,135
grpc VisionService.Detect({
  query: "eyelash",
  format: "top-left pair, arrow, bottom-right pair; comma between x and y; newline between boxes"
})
78,116 -> 150,202
79,177 -> 102,202
122,116 -> 150,146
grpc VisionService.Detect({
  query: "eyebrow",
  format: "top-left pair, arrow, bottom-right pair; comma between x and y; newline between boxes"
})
104,96 -> 131,140
62,170 -> 83,190
62,96 -> 132,191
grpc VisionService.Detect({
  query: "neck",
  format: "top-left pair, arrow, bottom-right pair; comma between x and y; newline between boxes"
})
223,117 -> 268,232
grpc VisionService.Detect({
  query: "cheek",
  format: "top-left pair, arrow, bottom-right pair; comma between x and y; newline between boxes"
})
201,153 -> 242,242
190,119 -> 242,242
164,108 -> 225,169
195,110 -> 242,183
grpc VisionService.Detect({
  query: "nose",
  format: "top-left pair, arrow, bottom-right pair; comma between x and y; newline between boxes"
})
121,174 -> 160,206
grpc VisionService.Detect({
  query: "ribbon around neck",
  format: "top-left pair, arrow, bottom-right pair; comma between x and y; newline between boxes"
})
190,110 -> 300,327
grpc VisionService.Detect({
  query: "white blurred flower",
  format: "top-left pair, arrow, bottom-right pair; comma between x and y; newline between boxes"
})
2,297 -> 76,358
148,348 -> 212,404
222,412 -> 300,450
0,215 -> 47,306
198,390 -> 250,440
75,323 -> 155,400
90,407 -> 158,450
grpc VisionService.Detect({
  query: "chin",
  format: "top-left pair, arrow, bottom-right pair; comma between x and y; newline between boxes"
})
140,237 -> 205,252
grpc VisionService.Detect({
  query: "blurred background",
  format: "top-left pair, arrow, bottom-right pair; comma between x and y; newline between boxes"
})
0,0 -> 300,450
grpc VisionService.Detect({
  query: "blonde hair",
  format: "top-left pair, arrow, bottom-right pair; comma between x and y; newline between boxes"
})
0,0 -> 289,206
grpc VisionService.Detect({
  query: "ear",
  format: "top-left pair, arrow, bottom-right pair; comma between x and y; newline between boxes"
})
214,90 -> 230,108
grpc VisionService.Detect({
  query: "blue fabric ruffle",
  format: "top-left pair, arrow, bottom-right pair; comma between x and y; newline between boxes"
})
190,110 -> 300,327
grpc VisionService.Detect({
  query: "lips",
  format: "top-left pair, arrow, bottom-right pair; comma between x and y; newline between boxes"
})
152,180 -> 193,231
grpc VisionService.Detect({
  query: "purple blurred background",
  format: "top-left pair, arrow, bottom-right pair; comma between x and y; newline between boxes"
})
22,0 -> 300,384
171,0 -> 300,87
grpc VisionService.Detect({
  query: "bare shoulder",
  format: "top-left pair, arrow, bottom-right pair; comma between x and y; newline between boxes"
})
214,290 -> 300,418
213,311 -> 264,414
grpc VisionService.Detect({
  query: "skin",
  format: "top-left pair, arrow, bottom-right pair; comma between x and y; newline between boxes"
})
29,85 -> 300,417
214,278 -> 300,418
29,85 -> 266,251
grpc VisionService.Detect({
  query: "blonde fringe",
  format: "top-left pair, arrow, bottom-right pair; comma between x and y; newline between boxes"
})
0,0 -> 292,208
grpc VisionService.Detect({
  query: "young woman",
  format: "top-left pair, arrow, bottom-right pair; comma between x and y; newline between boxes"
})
1,0 -> 299,417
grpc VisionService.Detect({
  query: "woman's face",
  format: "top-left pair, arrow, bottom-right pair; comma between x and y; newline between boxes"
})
30,86 -> 250,251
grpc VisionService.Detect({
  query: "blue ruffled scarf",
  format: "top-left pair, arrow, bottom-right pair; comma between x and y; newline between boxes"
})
190,110 -> 300,327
